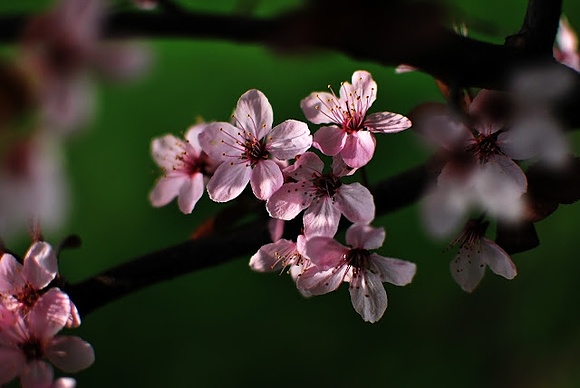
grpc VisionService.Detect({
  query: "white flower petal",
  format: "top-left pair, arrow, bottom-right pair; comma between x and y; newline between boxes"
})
232,89 -> 273,140
206,162 -> 251,203
335,183 -> 375,225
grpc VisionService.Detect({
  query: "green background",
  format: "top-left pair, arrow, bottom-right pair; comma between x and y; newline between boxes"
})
4,0 -> 580,387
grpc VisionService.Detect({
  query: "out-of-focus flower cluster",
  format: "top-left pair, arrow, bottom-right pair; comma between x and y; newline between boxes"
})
0,0 -> 149,238
0,239 -> 93,387
151,71 -> 417,323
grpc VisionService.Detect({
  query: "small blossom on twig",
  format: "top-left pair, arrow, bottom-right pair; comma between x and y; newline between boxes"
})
301,70 -> 411,168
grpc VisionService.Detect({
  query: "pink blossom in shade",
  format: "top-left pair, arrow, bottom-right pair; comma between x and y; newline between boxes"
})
199,89 -> 312,202
150,124 -> 217,214
266,152 -> 375,238
131,0 -> 158,9
297,224 -> 417,323
554,16 -> 580,71
21,0 -> 150,133
418,91 -> 528,237
0,241 -> 80,328
300,70 -> 412,168
0,133 -> 69,238
450,219 -> 517,292
0,288 -> 94,387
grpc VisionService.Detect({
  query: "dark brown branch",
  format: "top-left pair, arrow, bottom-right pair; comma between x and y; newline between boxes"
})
63,164 -> 430,316
506,0 -> 562,55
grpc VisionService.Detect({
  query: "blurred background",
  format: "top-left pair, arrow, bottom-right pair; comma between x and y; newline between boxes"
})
3,0 -> 580,387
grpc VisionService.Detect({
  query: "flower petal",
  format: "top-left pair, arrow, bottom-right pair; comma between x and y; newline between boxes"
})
250,160 -> 283,201
312,126 -> 346,156
266,182 -> 312,220
346,224 -> 385,250
303,198 -> 341,237
0,348 -> 25,385
268,120 -> 312,160
296,265 -> 348,296
249,239 -> 296,272
365,112 -> 412,134
450,244 -> 486,293
304,236 -> 348,269
232,89 -> 273,140
283,152 -> 323,181
421,185 -> 470,238
23,241 -> 57,290
21,360 -> 53,388
349,270 -> 387,323
177,173 -> 204,213
300,92 -> 340,125
29,288 -> 71,340
340,131 -> 376,168
371,254 -> 417,285
0,254 -> 25,293
481,237 -> 517,279
206,162 -> 251,203
335,183 -> 375,225
46,336 -> 95,373
345,70 -> 377,108
151,134 -> 186,171
149,175 -> 185,208
184,124 -> 206,153
198,122 -> 241,161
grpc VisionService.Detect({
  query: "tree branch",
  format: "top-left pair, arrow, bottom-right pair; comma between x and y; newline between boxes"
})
63,163 -> 430,316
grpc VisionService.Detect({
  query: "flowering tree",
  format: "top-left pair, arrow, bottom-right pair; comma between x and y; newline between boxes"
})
0,0 -> 579,386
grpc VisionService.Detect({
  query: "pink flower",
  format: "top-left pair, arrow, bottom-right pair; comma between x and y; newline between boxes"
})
150,124 -> 217,214
0,241 -> 81,328
199,89 -> 312,202
0,133 -> 69,237
450,219 -> 517,292
266,152 -> 375,238
297,224 -> 416,323
131,0 -> 158,10
301,70 -> 412,168
22,0 -> 150,133
419,91 -> 528,237
0,288 -> 94,387
554,16 -> 580,71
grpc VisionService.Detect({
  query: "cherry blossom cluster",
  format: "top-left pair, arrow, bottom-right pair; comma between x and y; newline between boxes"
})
0,0 -> 149,237
0,240 -> 94,387
151,70 -> 417,322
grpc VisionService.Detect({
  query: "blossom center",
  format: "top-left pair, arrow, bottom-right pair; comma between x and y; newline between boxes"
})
19,337 -> 43,362
242,137 -> 269,167
346,248 -> 371,273
312,173 -> 342,198
467,132 -> 503,164
15,283 -> 41,308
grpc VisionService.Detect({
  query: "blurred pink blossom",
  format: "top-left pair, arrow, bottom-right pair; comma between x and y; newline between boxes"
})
301,70 -> 412,168
554,16 -> 580,71
21,0 -> 150,133
297,224 -> 416,323
199,89 -> 312,202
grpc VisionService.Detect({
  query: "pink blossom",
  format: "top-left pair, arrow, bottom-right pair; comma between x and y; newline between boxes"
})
297,224 -> 416,323
419,91 -> 528,237
554,16 -> 580,71
450,220 -> 517,292
266,152 -> 375,238
199,89 -> 312,202
21,0 -> 150,133
0,288 -> 94,387
301,70 -> 412,168
0,241 -> 81,328
150,124 -> 217,214
0,134 -> 69,238
131,0 -> 158,10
